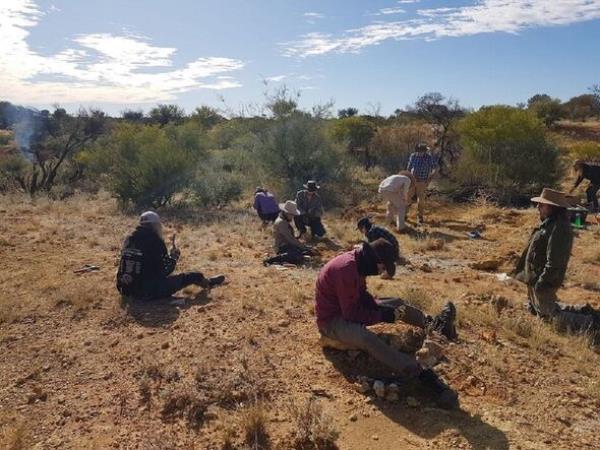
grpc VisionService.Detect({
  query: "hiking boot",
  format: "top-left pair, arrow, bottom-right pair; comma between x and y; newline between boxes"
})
430,302 -> 458,340
418,368 -> 459,410
208,275 -> 225,287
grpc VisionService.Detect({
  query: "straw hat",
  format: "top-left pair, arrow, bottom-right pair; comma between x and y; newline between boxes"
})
530,188 -> 570,208
279,200 -> 301,216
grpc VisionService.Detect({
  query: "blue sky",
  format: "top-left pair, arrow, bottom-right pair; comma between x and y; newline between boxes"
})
1,0 -> 599,115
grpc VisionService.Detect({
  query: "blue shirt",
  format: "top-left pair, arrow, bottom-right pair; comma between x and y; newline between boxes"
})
407,152 -> 436,182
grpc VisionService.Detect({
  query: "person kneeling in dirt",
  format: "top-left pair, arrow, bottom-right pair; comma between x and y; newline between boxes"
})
570,160 -> 600,213
357,217 -> 404,278
295,180 -> 326,238
117,211 -> 225,300
253,187 -> 280,225
514,188 -> 600,335
263,200 -> 312,266
315,238 -> 459,409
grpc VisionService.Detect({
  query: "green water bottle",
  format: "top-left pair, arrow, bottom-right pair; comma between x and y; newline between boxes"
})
574,213 -> 583,228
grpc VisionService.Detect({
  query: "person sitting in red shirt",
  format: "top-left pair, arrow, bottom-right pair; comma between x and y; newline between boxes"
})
315,238 -> 459,409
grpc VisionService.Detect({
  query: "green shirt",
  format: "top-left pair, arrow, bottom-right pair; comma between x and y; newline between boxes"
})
515,214 -> 573,290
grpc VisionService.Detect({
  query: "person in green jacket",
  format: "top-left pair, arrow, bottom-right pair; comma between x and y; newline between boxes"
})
514,188 -> 599,334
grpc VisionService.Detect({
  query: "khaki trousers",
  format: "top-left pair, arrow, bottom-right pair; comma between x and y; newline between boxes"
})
415,181 -> 428,218
380,191 -> 407,230
527,286 -> 594,333
319,298 -> 426,375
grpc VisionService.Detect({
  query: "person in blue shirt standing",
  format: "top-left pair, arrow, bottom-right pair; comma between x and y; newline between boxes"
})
407,143 -> 438,225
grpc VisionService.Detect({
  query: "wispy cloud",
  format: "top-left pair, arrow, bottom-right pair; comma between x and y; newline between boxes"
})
285,0 -> 600,57
0,0 -> 245,104
304,11 -> 325,24
377,7 -> 406,15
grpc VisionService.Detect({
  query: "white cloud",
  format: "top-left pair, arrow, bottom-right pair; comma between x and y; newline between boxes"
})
264,74 -> 287,82
0,0 -> 244,104
304,12 -> 325,19
378,7 -> 406,15
285,0 -> 600,57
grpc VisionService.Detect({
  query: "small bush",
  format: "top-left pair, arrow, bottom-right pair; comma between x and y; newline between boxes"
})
257,112 -> 349,203
240,401 -> 269,449
455,106 -> 561,192
86,123 -> 206,208
289,398 -> 339,450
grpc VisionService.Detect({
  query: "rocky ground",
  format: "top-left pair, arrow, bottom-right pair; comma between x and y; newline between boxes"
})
1,192 -> 599,449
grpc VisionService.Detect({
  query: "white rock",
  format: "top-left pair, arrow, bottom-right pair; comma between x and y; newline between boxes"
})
373,380 -> 386,398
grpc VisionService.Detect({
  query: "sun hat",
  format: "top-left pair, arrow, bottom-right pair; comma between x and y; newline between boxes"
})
279,200 -> 301,216
303,180 -> 320,192
530,188 -> 570,209
139,211 -> 161,226
369,238 -> 396,277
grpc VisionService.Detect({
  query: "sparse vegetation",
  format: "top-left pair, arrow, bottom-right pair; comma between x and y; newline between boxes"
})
289,398 -> 339,450
240,400 -> 269,449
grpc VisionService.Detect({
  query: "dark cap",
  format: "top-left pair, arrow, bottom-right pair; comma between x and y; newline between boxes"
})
357,217 -> 372,231
415,143 -> 429,152
303,180 -> 320,192
369,238 -> 396,277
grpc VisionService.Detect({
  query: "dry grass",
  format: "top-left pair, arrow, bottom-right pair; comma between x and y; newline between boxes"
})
240,400 -> 269,449
288,398 -> 339,450
0,421 -> 29,450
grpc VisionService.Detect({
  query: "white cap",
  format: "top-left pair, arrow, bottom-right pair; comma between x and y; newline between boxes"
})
139,211 -> 161,226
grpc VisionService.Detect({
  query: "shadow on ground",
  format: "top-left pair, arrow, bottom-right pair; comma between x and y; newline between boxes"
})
123,290 -> 212,328
322,348 -> 509,450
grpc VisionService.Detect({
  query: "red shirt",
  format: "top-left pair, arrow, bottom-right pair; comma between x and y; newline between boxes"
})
315,249 -> 383,330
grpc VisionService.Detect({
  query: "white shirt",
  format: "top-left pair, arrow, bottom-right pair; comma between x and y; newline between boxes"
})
378,174 -> 411,197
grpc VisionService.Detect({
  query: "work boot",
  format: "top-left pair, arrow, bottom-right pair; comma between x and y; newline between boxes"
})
207,275 -> 225,287
418,368 -> 459,410
430,302 -> 458,340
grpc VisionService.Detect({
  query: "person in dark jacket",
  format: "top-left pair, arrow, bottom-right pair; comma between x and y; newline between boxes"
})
570,160 -> 600,212
253,187 -> 280,224
315,238 -> 459,409
514,188 -> 600,333
295,180 -> 326,238
117,211 -> 224,300
357,217 -> 400,262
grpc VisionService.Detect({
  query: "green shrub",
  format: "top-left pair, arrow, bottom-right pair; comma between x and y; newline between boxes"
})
571,141 -> 600,162
87,123 -> 206,208
455,106 -> 561,191
257,112 -> 348,202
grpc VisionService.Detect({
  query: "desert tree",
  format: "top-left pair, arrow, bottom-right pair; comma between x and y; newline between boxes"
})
411,92 -> 465,175
330,116 -> 376,169
337,107 -> 358,118
190,106 -> 225,129
527,94 -> 564,127
148,104 -> 186,126
121,109 -> 146,124
11,107 -> 107,195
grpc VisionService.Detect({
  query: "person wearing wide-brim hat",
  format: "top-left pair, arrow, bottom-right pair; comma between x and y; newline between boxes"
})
263,200 -> 312,266
513,188 -> 600,334
569,159 -> 600,212
294,180 -> 326,238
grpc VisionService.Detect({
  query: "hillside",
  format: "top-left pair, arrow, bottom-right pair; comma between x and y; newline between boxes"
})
1,190 -> 599,449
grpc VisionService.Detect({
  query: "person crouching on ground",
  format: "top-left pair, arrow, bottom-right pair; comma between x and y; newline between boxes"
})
253,186 -> 280,225
264,200 -> 312,266
315,238 -> 459,409
378,172 -> 411,232
295,180 -> 326,238
117,211 -> 225,300
569,160 -> 600,213
514,188 -> 600,335
357,217 -> 402,278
